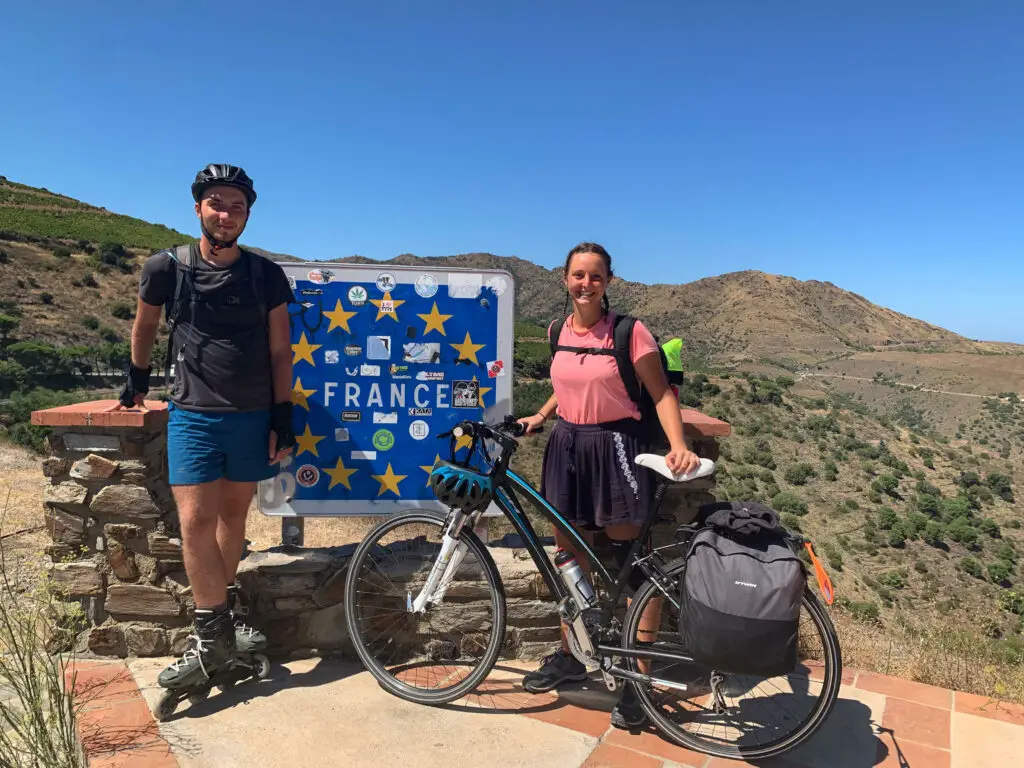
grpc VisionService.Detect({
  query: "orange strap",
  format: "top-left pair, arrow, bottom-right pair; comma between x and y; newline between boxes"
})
804,542 -> 834,605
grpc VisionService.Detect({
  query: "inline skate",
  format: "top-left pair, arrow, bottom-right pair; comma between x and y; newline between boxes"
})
152,605 -> 270,721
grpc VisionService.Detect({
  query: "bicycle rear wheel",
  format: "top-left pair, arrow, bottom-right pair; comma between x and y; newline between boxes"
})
621,558 -> 842,761
344,510 -> 507,704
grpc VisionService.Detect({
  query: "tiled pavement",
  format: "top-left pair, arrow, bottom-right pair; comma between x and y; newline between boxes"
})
66,658 -> 1024,767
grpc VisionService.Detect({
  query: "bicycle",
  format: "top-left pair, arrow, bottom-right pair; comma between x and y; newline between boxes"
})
344,414 -> 842,761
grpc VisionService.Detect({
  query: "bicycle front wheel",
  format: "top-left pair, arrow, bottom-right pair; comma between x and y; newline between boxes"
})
343,510 -> 507,705
621,558 -> 842,761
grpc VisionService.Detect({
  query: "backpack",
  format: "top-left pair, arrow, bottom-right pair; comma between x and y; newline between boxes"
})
161,244 -> 268,386
548,313 -> 683,448
678,501 -> 806,677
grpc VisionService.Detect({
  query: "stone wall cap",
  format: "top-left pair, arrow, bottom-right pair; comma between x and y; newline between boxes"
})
31,399 -> 168,428
680,408 -> 731,437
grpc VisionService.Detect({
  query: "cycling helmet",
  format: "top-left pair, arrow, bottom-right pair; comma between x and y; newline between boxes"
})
191,163 -> 257,208
429,461 -> 494,513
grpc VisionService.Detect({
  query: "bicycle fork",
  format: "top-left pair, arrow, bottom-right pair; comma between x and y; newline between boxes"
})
407,509 -> 478,613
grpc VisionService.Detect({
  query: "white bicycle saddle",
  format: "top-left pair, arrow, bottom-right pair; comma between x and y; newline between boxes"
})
634,455 -> 716,483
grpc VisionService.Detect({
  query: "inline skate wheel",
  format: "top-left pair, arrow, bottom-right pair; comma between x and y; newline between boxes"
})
153,691 -> 179,721
188,690 -> 210,705
255,654 -> 271,680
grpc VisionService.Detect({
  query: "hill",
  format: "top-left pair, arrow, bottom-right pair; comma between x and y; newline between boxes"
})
1,174 -> 1023,701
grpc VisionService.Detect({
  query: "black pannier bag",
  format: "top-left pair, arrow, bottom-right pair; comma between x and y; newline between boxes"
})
679,501 -> 806,677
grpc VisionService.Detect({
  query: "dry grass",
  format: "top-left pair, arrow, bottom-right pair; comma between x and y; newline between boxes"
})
833,609 -> 1024,704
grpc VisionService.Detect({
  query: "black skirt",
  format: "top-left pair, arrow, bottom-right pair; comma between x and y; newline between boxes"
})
540,417 -> 656,530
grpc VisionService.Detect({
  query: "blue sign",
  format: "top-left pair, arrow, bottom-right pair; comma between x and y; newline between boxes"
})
257,263 -> 515,517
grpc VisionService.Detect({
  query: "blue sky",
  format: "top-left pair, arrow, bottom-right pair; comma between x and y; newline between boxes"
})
2,2 -> 1021,342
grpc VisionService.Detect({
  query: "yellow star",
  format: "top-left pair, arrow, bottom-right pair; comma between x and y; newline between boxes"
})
371,462 -> 407,497
417,302 -> 453,337
455,433 -> 474,453
472,376 -> 493,408
324,298 -> 358,333
450,332 -> 485,365
420,454 -> 442,486
295,423 -> 326,458
369,291 -> 405,322
291,378 -> 317,411
292,332 -> 322,366
325,457 -> 358,490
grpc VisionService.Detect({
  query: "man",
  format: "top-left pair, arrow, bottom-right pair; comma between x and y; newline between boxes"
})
115,164 -> 295,689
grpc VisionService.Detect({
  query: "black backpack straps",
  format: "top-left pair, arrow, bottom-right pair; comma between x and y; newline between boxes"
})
612,314 -> 642,405
548,316 -> 567,359
246,250 -> 268,325
165,244 -> 193,327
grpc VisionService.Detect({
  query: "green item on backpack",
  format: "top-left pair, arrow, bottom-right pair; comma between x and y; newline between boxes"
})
662,337 -> 684,373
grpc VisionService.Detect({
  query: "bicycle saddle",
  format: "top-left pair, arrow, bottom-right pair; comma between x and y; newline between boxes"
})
634,455 -> 716,483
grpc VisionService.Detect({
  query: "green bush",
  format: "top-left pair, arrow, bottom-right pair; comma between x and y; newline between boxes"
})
987,561 -> 1012,585
879,570 -> 907,589
916,493 -> 940,517
877,506 -> 898,530
923,521 -> 945,547
848,600 -> 880,624
781,513 -> 803,532
784,462 -> 816,486
960,557 -> 984,579
52,245 -> 72,259
511,380 -> 554,419
939,495 -> 972,521
887,525 -> 907,548
81,315 -> 99,330
871,474 -> 900,496
913,560 -> 928,574
979,518 -> 1001,538
109,302 -> 134,320
947,519 -> 980,548
985,473 -> 1014,503
772,490 -> 809,517
916,479 -> 942,497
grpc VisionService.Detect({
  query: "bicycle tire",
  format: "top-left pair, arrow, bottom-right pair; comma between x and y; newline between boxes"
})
343,510 -> 507,705
622,558 -> 842,761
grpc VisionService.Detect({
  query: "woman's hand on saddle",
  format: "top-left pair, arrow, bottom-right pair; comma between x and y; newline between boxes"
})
517,413 -> 546,435
666,443 -> 700,476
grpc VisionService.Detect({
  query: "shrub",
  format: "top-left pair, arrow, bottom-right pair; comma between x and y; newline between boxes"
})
988,561 -> 1012,585
879,570 -> 907,589
916,479 -> 942,497
985,473 -> 1014,503
871,474 -> 900,496
821,459 -> 838,482
52,245 -> 72,259
913,560 -> 928,574
939,495 -> 972,521
979,518 -> 1001,538
960,557 -> 984,579
916,493 -> 939,517
947,519 -> 980,548
82,273 -> 98,288
887,525 -> 907,549
772,490 -> 809,517
81,315 -> 99,330
995,541 -> 1017,563
784,463 -> 816,486
39,292 -> 54,305
781,513 -> 803,532
110,302 -> 134,320
877,506 -> 898,530
848,601 -> 880,623
923,521 -> 945,547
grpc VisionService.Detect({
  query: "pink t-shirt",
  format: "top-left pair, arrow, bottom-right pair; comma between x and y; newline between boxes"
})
549,313 -> 660,425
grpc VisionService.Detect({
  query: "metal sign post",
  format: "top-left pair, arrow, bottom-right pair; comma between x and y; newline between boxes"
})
257,262 -> 515,530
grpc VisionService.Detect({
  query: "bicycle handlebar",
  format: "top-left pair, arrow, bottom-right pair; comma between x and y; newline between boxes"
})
437,414 -> 543,445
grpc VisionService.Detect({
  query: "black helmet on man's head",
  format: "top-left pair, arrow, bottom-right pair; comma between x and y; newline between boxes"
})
191,164 -> 257,208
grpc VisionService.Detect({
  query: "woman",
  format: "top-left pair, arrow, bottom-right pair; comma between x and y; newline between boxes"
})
517,242 -> 699,729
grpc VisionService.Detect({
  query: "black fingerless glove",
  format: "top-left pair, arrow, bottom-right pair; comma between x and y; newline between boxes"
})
271,402 -> 295,452
118,363 -> 151,407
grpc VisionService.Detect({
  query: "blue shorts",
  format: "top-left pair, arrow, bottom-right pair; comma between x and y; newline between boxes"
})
167,403 -> 280,485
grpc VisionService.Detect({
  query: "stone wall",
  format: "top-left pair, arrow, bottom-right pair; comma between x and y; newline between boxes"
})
32,401 -> 728,662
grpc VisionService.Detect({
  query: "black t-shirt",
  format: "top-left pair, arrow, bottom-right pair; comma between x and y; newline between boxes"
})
139,245 -> 294,412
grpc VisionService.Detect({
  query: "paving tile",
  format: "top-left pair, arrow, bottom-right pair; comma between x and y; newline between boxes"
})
523,702 -> 613,738
68,666 -> 141,711
951,712 -> 1022,767
875,737 -> 950,768
953,691 -> 1024,727
582,741 -> 662,768
603,728 -> 708,767
855,672 -> 951,709
881,698 -> 951,749
705,756 -> 807,767
783,685 -> 886,768
88,737 -> 178,767
797,660 -> 856,687
77,696 -> 160,753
